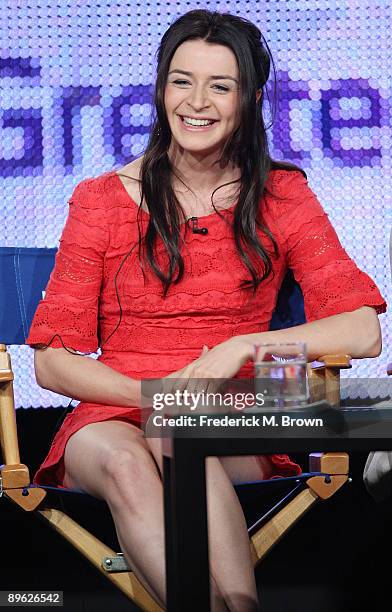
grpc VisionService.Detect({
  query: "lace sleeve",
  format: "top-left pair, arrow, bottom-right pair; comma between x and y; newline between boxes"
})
269,170 -> 386,322
26,177 -> 109,352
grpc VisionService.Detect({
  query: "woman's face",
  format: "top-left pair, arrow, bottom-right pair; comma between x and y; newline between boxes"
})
164,39 -> 240,158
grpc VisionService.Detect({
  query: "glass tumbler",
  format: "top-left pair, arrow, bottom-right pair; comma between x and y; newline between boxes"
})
254,342 -> 307,408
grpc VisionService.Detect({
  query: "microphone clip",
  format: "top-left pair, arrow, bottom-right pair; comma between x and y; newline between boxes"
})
189,217 -> 208,235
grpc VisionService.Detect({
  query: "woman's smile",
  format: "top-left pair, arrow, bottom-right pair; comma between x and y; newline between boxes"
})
177,114 -> 220,132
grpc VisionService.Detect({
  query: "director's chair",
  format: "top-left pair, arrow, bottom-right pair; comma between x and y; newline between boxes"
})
0,247 -> 351,611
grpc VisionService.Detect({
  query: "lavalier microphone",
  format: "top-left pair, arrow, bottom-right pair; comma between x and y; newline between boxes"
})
188,216 -> 208,235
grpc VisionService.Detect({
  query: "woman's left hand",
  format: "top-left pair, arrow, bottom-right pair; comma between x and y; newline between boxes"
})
163,335 -> 251,395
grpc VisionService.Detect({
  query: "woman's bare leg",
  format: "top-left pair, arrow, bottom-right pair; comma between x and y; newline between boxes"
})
146,436 -> 263,612
63,420 -> 230,611
205,456 -> 259,612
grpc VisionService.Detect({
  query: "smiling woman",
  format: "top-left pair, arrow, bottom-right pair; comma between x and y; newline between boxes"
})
26,8 -> 386,612
165,40 -> 241,148
163,40 -> 243,210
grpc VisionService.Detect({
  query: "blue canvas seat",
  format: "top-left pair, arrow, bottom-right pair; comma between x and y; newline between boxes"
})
0,247 -> 351,611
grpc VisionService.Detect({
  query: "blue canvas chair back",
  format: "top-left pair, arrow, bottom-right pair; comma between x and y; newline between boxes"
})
0,247 -> 58,344
0,247 -> 306,345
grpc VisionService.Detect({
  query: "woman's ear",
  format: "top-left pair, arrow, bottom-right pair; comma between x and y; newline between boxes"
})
256,89 -> 262,103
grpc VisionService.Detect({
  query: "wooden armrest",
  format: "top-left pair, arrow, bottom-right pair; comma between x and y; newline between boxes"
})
0,345 -> 23,467
309,451 -> 349,475
0,344 -> 14,382
307,355 -> 351,405
310,354 -> 352,370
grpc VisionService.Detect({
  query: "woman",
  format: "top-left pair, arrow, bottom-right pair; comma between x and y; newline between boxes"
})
27,10 -> 386,612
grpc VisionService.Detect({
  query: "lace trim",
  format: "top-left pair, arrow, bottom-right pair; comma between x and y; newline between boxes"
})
62,209 -> 108,254
53,251 -> 102,284
265,168 -> 304,196
100,289 -> 269,315
70,172 -> 119,204
26,301 -> 99,353
285,217 -> 336,255
97,318 -> 267,351
303,265 -> 386,320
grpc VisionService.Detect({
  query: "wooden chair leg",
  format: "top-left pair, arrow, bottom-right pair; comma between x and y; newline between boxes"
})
250,452 -> 349,567
3,489 -> 163,612
249,487 -> 319,566
1,345 -> 162,610
36,507 -> 164,611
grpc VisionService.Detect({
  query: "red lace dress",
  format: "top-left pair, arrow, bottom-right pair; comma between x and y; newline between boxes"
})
26,168 -> 386,487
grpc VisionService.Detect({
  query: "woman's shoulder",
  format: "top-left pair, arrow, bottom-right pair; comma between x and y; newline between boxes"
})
265,161 -> 308,199
68,170 -> 116,206
262,163 -> 327,237
69,156 -> 145,209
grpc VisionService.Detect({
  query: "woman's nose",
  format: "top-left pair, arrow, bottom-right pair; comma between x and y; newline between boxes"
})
187,85 -> 210,111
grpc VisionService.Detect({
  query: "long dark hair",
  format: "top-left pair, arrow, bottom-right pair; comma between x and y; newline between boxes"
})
133,9 -> 304,295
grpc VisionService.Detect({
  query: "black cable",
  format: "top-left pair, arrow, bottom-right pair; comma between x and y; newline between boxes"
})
41,237 -> 143,446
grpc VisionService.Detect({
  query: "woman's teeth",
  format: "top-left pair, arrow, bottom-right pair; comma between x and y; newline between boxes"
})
182,116 -> 214,127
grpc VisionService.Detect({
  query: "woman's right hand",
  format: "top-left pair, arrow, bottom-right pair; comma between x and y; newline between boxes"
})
160,345 -> 223,414
143,345 -> 211,424
142,346 -> 210,410
163,344 -> 210,389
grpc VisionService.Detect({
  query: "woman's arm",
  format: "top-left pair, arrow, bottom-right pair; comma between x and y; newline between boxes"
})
161,307 -> 382,387
34,348 -> 141,407
34,345 -> 209,407
236,305 -> 382,363
34,307 -> 381,405
261,170 -> 386,360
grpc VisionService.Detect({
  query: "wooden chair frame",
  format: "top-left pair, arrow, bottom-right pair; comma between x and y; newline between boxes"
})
0,342 -> 350,611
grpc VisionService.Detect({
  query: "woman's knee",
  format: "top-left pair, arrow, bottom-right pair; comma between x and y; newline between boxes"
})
102,444 -> 160,491
63,421 -> 160,504
100,443 -> 161,511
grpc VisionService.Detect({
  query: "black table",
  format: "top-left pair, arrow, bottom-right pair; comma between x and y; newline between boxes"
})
161,402 -> 392,612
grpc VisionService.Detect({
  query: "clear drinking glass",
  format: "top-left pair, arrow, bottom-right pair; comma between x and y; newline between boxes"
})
254,342 -> 307,408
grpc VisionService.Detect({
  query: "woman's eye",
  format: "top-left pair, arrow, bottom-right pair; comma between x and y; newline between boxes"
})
212,84 -> 230,92
173,79 -> 190,85
171,80 -> 230,92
